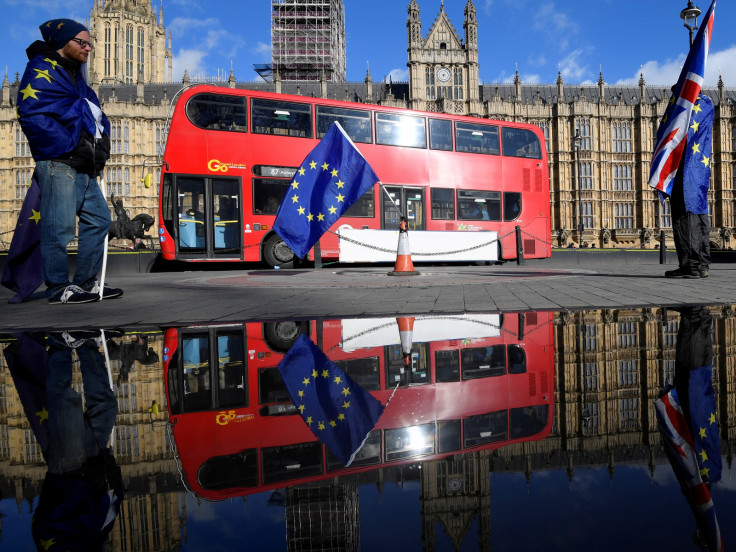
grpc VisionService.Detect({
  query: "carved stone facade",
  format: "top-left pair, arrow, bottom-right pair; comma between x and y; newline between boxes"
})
1,1 -> 736,251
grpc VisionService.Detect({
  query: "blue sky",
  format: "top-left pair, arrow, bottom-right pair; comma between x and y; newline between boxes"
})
2,0 -> 735,88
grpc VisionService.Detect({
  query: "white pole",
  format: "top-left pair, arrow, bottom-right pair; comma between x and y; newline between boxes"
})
98,177 -> 109,300
100,329 -> 116,449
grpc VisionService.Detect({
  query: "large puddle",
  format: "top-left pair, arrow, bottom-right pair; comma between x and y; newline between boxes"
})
0,307 -> 733,551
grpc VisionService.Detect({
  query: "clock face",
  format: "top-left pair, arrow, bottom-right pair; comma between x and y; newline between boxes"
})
436,67 -> 451,83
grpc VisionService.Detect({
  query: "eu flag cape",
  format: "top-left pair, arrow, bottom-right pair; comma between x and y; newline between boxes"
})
675,94 -> 714,214
648,0 -> 715,196
277,334 -> 384,466
1,174 -> 43,303
272,122 -> 380,259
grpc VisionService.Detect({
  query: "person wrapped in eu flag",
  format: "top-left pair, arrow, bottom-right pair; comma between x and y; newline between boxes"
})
16,18 -> 123,304
272,122 -> 380,260
277,334 -> 385,466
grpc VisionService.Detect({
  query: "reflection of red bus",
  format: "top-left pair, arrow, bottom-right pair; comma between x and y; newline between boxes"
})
163,313 -> 554,501
158,85 -> 550,267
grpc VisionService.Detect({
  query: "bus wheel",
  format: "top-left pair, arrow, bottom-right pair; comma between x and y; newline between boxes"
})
263,234 -> 295,268
263,321 -> 309,352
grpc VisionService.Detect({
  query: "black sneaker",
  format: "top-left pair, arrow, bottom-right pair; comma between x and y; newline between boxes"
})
664,268 -> 701,279
88,280 -> 124,300
48,285 -> 100,304
49,330 -> 101,348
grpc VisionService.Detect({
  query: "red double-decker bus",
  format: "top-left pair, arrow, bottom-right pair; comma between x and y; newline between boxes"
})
162,312 -> 554,501
158,85 -> 550,267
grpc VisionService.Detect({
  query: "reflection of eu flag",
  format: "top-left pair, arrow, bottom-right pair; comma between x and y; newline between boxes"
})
1,174 -> 43,303
4,333 -> 50,455
277,334 -> 384,466
272,122 -> 380,259
655,371 -> 723,552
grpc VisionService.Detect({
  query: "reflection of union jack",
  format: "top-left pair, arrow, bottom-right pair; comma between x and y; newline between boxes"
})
655,382 -> 723,552
648,0 -> 715,196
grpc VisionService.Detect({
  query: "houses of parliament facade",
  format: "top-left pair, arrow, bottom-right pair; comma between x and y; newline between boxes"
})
0,0 -> 735,252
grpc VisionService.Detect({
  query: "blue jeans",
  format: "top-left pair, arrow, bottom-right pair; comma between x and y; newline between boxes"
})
36,160 -> 110,298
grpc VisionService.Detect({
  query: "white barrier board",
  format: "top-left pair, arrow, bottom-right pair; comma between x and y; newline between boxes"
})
340,314 -> 502,352
338,229 -> 499,263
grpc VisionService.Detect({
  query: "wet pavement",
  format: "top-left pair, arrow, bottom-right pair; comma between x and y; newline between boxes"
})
1,256 -> 735,551
2,255 -> 736,330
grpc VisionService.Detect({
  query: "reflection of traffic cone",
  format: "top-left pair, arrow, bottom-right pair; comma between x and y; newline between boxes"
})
388,217 -> 420,276
397,316 -> 415,366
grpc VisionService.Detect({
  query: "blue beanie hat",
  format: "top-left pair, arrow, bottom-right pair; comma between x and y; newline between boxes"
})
40,19 -> 88,50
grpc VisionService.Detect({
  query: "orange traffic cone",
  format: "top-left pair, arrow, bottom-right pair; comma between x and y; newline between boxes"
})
396,316 -> 415,367
388,217 -> 420,276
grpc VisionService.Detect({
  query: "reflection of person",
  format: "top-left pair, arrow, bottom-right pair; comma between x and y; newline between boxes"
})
655,307 -> 722,552
17,19 -> 122,303
5,330 -> 124,551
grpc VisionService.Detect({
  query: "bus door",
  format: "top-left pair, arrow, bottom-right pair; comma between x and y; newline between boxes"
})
176,176 -> 242,259
382,186 -> 425,231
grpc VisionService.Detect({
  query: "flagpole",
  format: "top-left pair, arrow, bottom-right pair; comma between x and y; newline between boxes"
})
379,182 -> 404,219
100,328 -> 116,449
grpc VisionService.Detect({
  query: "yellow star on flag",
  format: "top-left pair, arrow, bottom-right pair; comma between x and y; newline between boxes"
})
307,213 -> 314,221
342,387 -> 350,397
699,449 -> 709,462
693,102 -> 703,114
309,160 -> 317,169
701,155 -> 710,167
336,180 -> 345,189
321,162 -> 329,171
297,206 -> 305,215
690,120 -> 700,132
298,168 -> 306,176
29,209 -> 41,224
20,84 -> 40,100
336,194 -> 345,203
329,206 -> 337,215
342,401 -> 351,409
291,194 -> 299,203
317,213 -> 325,221
36,407 -> 49,423
39,537 -> 56,551
709,412 -> 717,424
33,68 -> 53,82
331,169 -> 338,177
699,427 -> 707,439
318,421 -> 325,430
692,142 -> 700,155
330,420 -> 337,428
321,369 -> 329,378
302,377 -> 310,385
291,181 -> 299,189
43,58 -> 59,70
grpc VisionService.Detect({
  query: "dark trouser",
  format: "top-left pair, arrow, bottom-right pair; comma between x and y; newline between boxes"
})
672,213 -> 710,272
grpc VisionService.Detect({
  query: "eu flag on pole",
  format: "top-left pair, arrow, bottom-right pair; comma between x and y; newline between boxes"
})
648,0 -> 715,196
1,173 -> 43,303
277,334 -> 384,466
272,122 -> 380,259
655,376 -> 723,552
679,94 -> 714,214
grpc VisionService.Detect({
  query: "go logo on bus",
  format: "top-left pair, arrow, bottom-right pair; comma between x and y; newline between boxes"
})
208,159 -> 247,173
215,410 -> 254,425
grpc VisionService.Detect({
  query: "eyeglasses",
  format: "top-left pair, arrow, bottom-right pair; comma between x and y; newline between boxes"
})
70,37 -> 94,50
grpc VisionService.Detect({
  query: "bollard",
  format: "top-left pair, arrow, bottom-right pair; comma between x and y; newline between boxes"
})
515,225 -> 525,265
659,230 -> 666,264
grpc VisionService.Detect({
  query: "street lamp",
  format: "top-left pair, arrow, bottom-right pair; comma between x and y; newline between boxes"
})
573,129 -> 584,242
680,0 -> 701,45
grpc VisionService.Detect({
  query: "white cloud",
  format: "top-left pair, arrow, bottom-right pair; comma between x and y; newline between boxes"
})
533,3 -> 578,52
172,48 -> 207,81
559,48 -> 589,82
388,67 -> 408,82
615,46 -> 736,87
254,41 -> 271,57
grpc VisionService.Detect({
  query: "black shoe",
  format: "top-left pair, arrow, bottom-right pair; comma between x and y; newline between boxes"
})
665,268 -> 701,279
87,280 -> 124,300
700,269 -> 709,278
48,285 -> 100,304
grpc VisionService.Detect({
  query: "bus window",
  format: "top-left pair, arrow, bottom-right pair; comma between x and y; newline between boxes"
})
457,190 -> 501,221
186,93 -> 246,132
385,423 -> 435,461
178,177 -> 207,249
317,105 -> 372,143
435,350 -> 460,382
343,187 -> 375,217
464,411 -> 508,447
334,357 -> 381,391
430,188 -> 455,220
258,368 -> 291,405
508,344 -> 526,374
212,179 -> 241,251
509,405 -> 549,439
327,430 -> 382,472
429,118 -> 453,150
455,122 -> 499,155
182,335 -> 211,411
375,112 -> 427,148
437,419 -> 462,453
502,127 -> 542,159
461,345 -> 506,379
387,344 -> 430,386
217,332 -> 246,407
503,192 -> 522,222
251,98 -> 312,138
261,442 -> 323,484
199,450 -> 258,491
253,178 -> 290,215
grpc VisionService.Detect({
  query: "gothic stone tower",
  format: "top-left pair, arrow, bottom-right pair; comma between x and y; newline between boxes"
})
88,0 -> 172,85
407,0 -> 480,116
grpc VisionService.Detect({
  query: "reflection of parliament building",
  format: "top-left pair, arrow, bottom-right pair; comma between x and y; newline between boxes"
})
2,0 -> 736,251
0,307 -> 734,549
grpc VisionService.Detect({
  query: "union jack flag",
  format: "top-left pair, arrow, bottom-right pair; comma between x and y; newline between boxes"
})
648,0 -> 715,196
